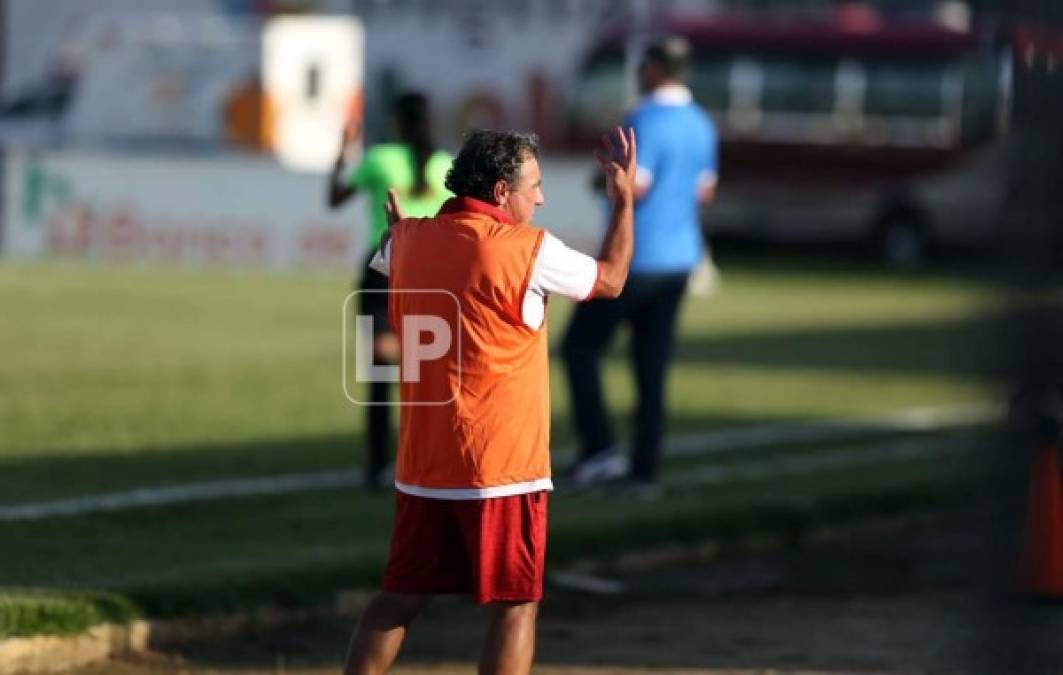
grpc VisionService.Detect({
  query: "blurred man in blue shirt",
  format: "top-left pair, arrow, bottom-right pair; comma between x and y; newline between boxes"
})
562,36 -> 718,497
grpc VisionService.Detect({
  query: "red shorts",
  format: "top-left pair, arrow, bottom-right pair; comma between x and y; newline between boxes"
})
382,490 -> 548,604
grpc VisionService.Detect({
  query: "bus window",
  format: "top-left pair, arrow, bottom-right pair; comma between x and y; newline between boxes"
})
834,59 -> 868,138
689,52 -> 732,112
761,57 -> 836,114
573,60 -> 626,132
960,54 -> 1003,145
728,57 -> 764,134
863,59 -> 947,118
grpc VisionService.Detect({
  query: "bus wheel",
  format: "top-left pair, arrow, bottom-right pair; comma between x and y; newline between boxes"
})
876,211 -> 931,269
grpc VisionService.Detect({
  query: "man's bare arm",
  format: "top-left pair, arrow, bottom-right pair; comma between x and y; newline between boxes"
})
367,188 -> 404,277
327,123 -> 360,209
378,188 -> 404,251
592,127 -> 637,299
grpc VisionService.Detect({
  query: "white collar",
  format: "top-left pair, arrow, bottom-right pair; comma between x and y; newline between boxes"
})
648,83 -> 693,106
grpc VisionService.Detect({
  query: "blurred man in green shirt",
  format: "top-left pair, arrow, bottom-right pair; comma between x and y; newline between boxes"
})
328,92 -> 453,489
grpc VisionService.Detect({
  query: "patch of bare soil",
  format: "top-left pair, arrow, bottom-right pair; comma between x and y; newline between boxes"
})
66,516 -> 1063,675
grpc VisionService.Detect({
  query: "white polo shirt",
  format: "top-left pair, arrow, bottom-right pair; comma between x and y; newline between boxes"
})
371,230 -> 598,328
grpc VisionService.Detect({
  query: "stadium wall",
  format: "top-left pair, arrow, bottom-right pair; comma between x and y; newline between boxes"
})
0,151 -> 602,269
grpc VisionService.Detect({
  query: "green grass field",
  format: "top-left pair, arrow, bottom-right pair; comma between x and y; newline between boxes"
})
0,254 -> 1009,634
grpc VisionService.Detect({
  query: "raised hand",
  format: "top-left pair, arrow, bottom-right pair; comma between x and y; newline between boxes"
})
335,119 -> 362,165
343,118 -> 361,145
594,126 -> 637,206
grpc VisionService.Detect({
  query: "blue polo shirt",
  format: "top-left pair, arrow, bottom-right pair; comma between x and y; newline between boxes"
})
624,84 -> 718,273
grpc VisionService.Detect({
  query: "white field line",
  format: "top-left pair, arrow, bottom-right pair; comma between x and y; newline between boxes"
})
0,470 -> 361,522
0,404 -> 997,523
661,402 -> 998,459
548,571 -> 627,595
671,434 -> 978,487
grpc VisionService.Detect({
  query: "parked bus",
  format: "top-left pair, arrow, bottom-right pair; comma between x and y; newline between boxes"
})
569,13 -> 1011,266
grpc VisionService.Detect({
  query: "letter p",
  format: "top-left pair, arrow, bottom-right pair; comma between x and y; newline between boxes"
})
402,315 -> 451,382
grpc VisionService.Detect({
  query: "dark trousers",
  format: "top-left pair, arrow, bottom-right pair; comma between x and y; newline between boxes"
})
358,251 -> 393,484
366,379 -> 392,481
561,272 -> 688,481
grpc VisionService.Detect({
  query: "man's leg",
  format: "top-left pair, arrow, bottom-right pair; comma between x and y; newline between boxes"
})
365,332 -> 399,489
359,258 -> 397,490
479,601 -> 539,675
629,275 -> 688,482
560,290 -> 634,462
343,591 -> 429,675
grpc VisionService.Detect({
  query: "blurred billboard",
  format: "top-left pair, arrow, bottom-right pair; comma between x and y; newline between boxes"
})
3,150 -> 363,268
263,16 -> 363,171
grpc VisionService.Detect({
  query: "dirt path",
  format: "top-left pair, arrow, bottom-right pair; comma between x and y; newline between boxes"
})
66,518 -> 1063,675
67,591 -> 968,675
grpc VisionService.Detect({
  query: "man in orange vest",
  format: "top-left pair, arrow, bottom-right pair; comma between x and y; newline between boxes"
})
342,126 -> 636,675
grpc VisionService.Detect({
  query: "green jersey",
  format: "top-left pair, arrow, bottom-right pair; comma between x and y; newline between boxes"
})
348,144 -> 453,248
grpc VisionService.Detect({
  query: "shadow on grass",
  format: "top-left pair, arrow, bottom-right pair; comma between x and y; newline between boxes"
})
711,239 -> 1005,283
0,412 -> 782,506
672,311 -> 1009,380
0,363 -> 985,626
5,408 -> 919,620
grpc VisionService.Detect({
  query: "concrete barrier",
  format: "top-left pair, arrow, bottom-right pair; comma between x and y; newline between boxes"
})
0,621 -> 148,675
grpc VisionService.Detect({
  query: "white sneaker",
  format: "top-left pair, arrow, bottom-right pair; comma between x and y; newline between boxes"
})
569,449 -> 628,487
687,254 -> 721,297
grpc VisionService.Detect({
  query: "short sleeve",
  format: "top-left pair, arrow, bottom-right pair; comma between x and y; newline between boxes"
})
368,238 -> 390,276
520,232 -> 598,329
530,232 -> 598,301
702,116 -> 719,185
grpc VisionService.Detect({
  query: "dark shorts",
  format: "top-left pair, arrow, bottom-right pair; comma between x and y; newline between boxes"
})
358,250 -> 391,337
382,491 -> 549,604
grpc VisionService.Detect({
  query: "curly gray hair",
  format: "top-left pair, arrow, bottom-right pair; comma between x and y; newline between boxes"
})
444,129 -> 540,203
